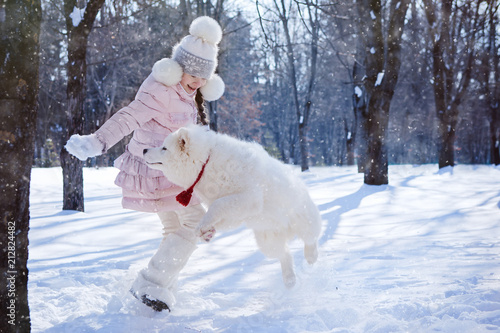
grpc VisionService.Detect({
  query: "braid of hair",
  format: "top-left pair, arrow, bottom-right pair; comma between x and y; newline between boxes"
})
195,90 -> 208,126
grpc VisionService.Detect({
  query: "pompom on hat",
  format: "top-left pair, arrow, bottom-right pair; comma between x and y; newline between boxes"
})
152,16 -> 225,101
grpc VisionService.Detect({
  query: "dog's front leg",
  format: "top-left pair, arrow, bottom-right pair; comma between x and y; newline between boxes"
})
196,190 -> 263,242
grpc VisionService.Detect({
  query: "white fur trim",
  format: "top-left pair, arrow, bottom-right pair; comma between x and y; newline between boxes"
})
189,16 -> 222,45
152,58 -> 183,86
65,134 -> 103,161
200,74 -> 225,101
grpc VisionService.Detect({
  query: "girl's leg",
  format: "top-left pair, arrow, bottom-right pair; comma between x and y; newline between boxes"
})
130,204 -> 206,311
157,210 -> 181,237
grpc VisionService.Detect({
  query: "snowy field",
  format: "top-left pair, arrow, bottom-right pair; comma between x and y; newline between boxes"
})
29,164 -> 500,332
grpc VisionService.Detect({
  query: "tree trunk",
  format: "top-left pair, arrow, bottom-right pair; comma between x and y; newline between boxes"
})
423,0 -> 480,169
364,97 -> 391,184
487,0 -> 500,165
298,123 -> 309,171
356,0 -> 410,185
278,1 -> 303,170
437,115 -> 458,168
61,0 -> 105,211
426,0 -> 455,168
344,118 -> 355,166
0,0 -> 42,331
208,101 -> 218,132
298,0 -> 319,172
352,46 -> 367,173
61,28 -> 86,211
491,121 -> 500,165
488,94 -> 500,165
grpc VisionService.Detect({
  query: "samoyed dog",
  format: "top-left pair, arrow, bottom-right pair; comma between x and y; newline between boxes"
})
143,125 -> 322,288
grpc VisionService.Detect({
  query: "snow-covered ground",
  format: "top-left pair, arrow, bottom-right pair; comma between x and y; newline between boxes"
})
29,164 -> 500,332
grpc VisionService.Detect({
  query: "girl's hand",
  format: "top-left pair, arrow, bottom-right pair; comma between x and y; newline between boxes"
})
65,134 -> 103,161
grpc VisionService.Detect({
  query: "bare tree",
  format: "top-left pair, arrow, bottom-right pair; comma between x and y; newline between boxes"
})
317,1 -> 360,167
423,0 -> 483,168
352,40 -> 368,173
257,0 -> 320,171
296,0 -> 320,171
478,0 -> 500,165
60,0 -> 105,211
218,14 -> 263,140
486,0 -> 500,165
0,0 -> 42,331
36,2 -> 67,168
254,26 -> 294,161
388,1 -> 437,165
355,0 -> 411,184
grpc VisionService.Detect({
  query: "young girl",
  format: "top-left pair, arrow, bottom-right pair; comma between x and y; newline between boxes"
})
64,16 -> 225,312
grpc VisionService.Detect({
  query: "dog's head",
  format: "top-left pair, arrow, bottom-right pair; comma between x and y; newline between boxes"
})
143,125 -> 213,187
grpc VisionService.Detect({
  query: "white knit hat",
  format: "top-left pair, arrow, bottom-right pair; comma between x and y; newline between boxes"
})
152,16 -> 225,101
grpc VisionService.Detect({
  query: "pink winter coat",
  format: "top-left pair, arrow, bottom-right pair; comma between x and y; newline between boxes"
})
95,74 -> 200,212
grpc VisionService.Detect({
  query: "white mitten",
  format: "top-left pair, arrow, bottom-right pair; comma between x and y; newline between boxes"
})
64,134 -> 103,161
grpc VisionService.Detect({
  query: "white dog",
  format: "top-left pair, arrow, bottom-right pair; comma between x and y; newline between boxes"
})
143,125 -> 322,288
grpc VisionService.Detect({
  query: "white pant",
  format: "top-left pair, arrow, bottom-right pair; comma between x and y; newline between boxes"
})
131,204 -> 205,308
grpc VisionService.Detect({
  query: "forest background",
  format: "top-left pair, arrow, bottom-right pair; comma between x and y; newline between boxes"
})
34,0 -> 500,173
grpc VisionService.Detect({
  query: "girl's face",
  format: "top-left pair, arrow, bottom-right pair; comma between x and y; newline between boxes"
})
180,73 -> 207,94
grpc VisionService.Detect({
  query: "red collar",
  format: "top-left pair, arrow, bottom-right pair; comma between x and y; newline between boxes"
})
176,156 -> 210,207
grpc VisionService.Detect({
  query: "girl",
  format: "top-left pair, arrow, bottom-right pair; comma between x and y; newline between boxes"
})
64,16 -> 225,312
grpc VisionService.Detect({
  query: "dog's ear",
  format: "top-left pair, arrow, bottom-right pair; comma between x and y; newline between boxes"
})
177,128 -> 190,153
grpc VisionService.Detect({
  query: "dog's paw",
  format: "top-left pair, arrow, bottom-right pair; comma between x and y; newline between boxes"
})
304,244 -> 318,264
197,226 -> 216,242
283,271 -> 296,289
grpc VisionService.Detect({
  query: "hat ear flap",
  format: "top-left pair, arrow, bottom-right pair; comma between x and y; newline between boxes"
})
152,58 -> 183,86
200,74 -> 225,101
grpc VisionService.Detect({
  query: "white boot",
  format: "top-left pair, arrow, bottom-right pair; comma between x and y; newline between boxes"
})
130,233 -> 197,311
131,204 -> 205,311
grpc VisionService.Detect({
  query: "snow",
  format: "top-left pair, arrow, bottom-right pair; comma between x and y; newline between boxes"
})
354,86 -> 363,98
0,7 -> 5,23
29,164 -> 500,332
69,6 -> 85,27
375,72 -> 384,86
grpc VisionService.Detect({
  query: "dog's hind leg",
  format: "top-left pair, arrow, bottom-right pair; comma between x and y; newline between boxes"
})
304,243 -> 318,264
291,202 -> 321,265
254,230 -> 296,288
279,251 -> 296,288
291,220 -> 319,265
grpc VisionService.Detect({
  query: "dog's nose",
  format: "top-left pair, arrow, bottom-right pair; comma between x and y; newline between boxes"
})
143,148 -> 148,155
